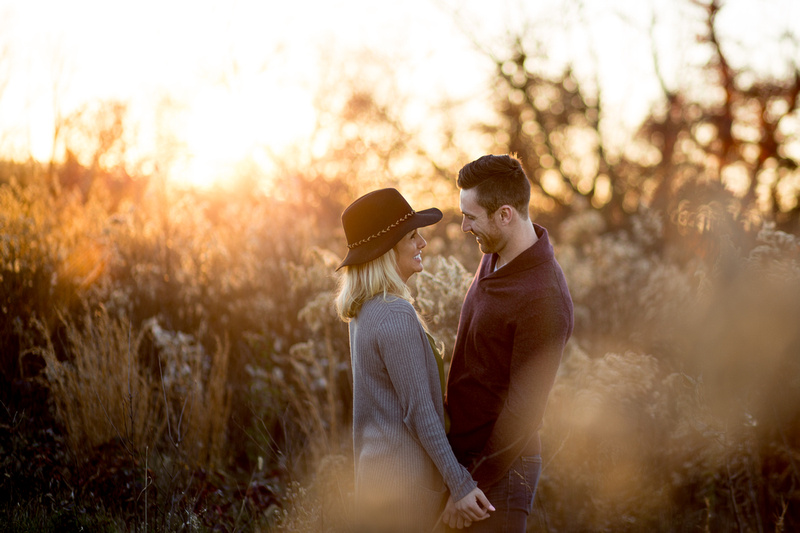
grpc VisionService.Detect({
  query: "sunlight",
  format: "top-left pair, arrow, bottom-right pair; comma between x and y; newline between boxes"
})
169,80 -> 315,190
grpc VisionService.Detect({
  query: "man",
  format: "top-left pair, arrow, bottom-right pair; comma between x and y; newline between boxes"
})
442,154 -> 574,531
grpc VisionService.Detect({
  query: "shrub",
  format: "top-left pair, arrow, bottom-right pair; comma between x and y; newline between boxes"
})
415,254 -> 475,361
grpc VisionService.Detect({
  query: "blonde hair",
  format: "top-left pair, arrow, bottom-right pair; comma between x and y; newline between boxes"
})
336,240 -> 440,355
336,248 -> 411,322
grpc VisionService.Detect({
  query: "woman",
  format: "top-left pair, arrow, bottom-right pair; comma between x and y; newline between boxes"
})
335,188 -> 493,532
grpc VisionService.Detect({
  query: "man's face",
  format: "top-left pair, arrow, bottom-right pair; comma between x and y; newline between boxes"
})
459,188 -> 503,254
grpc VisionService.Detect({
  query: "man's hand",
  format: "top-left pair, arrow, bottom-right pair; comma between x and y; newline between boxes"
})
442,494 -> 470,530
442,488 -> 494,529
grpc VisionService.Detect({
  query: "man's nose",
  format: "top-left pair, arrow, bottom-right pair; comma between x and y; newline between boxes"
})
461,217 -> 470,233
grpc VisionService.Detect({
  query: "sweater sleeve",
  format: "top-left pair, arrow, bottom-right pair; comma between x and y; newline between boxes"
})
471,292 -> 570,489
377,306 -> 477,501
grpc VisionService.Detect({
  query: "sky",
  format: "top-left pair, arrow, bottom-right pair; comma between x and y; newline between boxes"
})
0,0 -> 797,188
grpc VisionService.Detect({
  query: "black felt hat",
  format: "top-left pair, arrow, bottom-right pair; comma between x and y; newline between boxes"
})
337,188 -> 442,270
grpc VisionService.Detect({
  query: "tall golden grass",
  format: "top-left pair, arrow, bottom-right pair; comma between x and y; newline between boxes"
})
33,307 -> 161,458
30,306 -> 232,470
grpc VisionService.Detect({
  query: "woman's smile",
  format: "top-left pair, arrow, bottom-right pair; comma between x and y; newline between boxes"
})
395,229 -> 427,282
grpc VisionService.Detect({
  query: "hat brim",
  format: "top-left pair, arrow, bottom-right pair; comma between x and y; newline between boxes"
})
336,207 -> 443,270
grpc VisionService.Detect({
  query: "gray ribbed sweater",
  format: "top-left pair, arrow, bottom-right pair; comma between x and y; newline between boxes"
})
350,295 -> 476,531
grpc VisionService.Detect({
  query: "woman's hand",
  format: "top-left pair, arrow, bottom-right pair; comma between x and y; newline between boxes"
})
441,488 -> 494,529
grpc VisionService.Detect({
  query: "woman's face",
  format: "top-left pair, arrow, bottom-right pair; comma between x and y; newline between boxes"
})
394,228 -> 427,283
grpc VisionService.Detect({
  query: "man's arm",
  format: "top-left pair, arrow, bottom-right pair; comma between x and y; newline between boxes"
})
470,298 -> 570,488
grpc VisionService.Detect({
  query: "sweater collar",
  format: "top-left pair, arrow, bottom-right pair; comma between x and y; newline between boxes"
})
483,224 -> 554,279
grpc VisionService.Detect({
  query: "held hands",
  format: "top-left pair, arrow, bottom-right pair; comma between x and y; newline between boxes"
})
442,487 -> 494,529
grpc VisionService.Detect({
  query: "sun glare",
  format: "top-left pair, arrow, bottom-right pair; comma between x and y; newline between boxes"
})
168,80 -> 315,190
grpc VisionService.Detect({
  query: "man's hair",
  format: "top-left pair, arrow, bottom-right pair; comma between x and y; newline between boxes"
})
457,154 -> 531,218
335,248 -> 411,321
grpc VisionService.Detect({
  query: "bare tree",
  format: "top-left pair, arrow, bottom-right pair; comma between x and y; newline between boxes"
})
639,0 -> 800,241
455,0 -> 800,240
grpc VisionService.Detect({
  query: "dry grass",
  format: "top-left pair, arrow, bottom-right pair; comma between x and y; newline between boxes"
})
33,307 -> 163,459
160,332 -> 233,470
32,306 -> 232,471
250,247 -> 352,475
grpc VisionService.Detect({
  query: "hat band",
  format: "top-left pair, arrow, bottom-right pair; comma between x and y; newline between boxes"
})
347,210 -> 415,249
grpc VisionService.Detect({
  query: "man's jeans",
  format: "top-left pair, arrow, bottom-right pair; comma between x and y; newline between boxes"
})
448,455 -> 542,533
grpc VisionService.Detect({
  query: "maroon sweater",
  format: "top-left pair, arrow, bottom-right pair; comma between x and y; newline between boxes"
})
445,224 -> 573,489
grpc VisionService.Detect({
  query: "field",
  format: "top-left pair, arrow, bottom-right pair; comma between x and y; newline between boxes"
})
2,158 -> 799,532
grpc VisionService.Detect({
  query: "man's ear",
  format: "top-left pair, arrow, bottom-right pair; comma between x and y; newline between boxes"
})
498,205 -> 514,225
